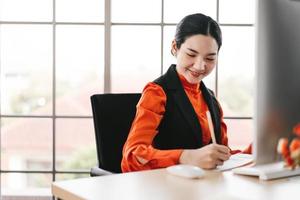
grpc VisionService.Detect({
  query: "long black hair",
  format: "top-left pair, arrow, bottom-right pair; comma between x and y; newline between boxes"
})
174,13 -> 222,51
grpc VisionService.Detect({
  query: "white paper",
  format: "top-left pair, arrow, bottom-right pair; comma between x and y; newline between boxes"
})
217,153 -> 253,171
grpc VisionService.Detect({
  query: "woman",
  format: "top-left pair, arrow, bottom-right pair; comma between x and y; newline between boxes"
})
122,13 -> 236,172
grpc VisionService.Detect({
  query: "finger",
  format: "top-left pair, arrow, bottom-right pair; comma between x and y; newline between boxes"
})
215,144 -> 230,155
216,159 -> 224,166
215,151 -> 230,161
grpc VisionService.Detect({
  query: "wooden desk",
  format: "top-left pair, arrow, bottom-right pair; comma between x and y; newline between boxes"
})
52,169 -> 300,200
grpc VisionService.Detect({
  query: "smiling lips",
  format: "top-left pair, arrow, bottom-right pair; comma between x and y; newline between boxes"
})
187,69 -> 205,78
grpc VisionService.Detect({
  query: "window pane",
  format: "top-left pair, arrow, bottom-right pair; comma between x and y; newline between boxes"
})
163,26 -> 176,73
218,26 -> 254,117
203,69 -> 216,93
56,0 -> 104,22
225,119 -> 253,150
0,0 -> 52,21
219,0 -> 255,24
111,26 -> 161,93
112,0 -> 161,23
163,25 -> 216,92
1,173 -> 52,197
164,0 -> 217,23
0,25 -> 52,115
1,118 -> 52,170
56,25 -> 104,116
56,118 -> 97,171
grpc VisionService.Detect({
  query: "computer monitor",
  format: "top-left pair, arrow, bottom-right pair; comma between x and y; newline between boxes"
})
254,0 -> 300,164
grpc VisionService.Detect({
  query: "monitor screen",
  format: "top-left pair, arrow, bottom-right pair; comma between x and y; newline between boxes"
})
254,0 -> 300,164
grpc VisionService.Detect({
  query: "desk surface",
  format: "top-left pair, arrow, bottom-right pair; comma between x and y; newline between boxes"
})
52,169 -> 300,200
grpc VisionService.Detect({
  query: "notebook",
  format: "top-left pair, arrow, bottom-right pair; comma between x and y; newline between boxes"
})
217,153 -> 253,171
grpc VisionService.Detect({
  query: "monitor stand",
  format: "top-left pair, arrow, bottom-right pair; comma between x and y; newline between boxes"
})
232,161 -> 300,180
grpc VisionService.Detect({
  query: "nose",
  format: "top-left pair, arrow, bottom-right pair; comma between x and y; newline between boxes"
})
194,57 -> 206,71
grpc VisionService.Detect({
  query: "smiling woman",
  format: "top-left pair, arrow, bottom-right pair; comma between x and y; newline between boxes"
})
122,13 -> 235,172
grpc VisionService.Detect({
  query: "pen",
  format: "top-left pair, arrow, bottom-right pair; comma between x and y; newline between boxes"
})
206,110 -> 217,144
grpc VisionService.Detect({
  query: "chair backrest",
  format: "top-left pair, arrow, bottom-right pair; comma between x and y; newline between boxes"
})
91,93 -> 141,173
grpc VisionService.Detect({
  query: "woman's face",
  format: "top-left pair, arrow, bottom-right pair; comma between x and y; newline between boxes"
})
172,34 -> 219,84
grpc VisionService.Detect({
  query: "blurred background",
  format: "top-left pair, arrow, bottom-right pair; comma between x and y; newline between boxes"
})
0,0 -> 254,199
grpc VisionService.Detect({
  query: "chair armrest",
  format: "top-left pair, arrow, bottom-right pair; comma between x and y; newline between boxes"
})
90,166 -> 114,177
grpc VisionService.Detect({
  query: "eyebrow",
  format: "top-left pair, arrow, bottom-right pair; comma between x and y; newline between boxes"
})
187,48 -> 217,56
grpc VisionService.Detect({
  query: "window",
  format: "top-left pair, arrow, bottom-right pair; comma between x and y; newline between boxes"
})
0,0 -> 104,197
0,0 -> 255,197
111,26 -> 161,93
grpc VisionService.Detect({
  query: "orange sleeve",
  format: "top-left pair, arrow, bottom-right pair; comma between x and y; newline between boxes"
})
242,143 -> 252,154
121,82 -> 183,172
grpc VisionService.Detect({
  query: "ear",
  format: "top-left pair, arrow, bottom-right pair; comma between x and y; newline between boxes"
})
171,40 -> 178,56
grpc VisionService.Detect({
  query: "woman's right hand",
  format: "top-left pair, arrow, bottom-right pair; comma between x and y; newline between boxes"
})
179,144 -> 231,169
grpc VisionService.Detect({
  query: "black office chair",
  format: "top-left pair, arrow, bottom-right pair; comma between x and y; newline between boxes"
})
90,93 -> 141,176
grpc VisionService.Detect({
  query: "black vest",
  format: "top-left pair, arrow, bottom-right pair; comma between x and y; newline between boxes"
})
153,65 -> 222,150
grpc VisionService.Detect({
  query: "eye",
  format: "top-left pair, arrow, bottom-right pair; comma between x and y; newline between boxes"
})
206,58 -> 215,62
186,53 -> 196,57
